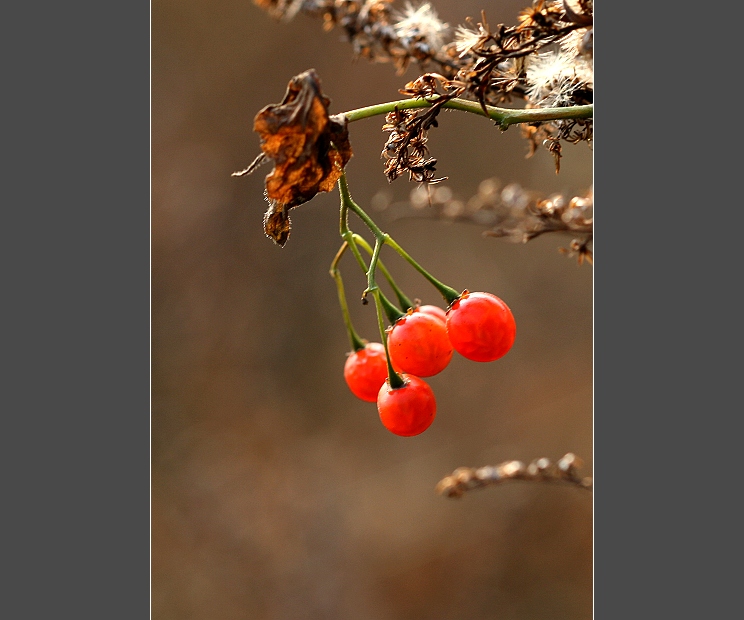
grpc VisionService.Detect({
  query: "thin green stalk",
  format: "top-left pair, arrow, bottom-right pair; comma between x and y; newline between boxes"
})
367,237 -> 405,389
377,290 -> 405,325
364,235 -> 385,301
339,178 -> 405,322
351,233 -> 414,312
383,236 -> 461,306
339,173 -> 384,238
339,173 -> 461,306
338,181 -> 403,386
339,181 -> 377,279
330,242 -> 367,352
344,233 -> 406,321
339,97 -> 592,130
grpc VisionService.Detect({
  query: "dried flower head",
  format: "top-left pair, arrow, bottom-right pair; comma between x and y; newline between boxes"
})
393,2 -> 449,52
452,20 -> 488,58
376,176 -> 593,262
525,48 -> 593,108
253,0 -> 304,21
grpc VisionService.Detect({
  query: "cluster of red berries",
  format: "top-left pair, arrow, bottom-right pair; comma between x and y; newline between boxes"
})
344,291 -> 517,437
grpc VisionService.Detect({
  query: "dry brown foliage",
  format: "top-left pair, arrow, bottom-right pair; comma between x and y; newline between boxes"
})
233,69 -> 353,245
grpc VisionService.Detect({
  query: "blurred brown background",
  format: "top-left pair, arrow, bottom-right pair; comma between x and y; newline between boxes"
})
152,1 -> 593,619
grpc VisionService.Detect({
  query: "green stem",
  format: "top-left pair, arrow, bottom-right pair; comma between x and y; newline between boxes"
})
339,173 -> 383,238
364,235 -> 384,299
339,172 -> 461,306
330,242 -> 367,352
383,236 -> 461,306
340,189 -> 405,321
338,182 -> 404,386
378,291 -> 405,324
351,233 -> 414,312
368,238 -> 405,389
340,97 -> 593,129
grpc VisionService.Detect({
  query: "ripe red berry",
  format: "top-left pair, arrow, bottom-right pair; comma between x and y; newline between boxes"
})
387,309 -> 454,377
445,291 -> 516,362
343,342 -> 389,403
377,374 -> 436,437
417,304 -> 447,323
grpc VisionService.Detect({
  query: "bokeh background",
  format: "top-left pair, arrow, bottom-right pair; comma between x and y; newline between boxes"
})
152,1 -> 593,619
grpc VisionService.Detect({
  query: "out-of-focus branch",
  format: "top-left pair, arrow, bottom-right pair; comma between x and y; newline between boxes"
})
436,453 -> 592,498
373,179 -> 593,264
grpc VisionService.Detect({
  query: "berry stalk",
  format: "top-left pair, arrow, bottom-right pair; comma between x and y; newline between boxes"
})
339,197 -> 407,324
382,236 -> 461,306
330,242 -> 367,352
367,237 -> 405,390
351,233 -> 414,312
338,172 -> 461,306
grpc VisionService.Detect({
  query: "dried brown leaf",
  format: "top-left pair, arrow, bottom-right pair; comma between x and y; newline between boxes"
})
262,201 -> 292,247
251,69 -> 353,245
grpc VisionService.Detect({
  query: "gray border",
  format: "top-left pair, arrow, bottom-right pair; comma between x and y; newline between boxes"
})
4,3 -> 150,616
594,2 -> 735,618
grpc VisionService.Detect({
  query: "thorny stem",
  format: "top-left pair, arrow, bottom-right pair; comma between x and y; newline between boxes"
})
339,98 -> 593,130
338,173 -> 461,306
330,243 -> 367,352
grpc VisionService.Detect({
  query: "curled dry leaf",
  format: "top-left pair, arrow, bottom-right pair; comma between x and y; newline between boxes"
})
234,68 -> 353,246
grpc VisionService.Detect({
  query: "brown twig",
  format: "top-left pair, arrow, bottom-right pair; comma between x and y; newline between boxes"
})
435,452 -> 592,498
373,178 -> 593,264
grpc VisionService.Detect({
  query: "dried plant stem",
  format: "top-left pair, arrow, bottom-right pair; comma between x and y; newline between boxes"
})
436,453 -> 593,499
340,98 -> 593,129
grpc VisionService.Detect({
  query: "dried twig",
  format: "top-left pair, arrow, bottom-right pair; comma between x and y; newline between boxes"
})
373,178 -> 593,264
436,452 -> 592,498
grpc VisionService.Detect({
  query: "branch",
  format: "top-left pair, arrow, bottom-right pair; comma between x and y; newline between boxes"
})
435,453 -> 592,498
338,98 -> 593,129
374,179 -> 593,264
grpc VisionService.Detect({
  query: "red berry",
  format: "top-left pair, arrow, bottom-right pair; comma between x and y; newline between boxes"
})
377,374 -> 436,437
445,291 -> 516,362
343,342 -> 389,402
417,304 -> 447,323
387,309 -> 454,377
